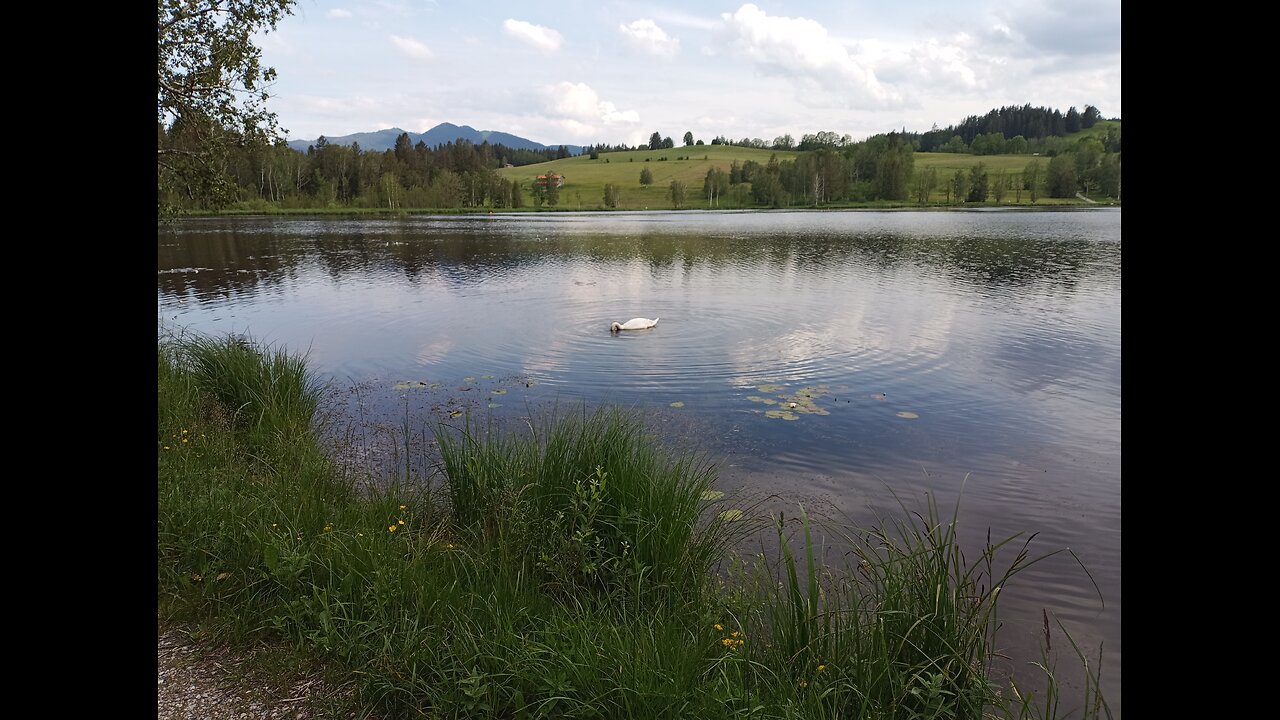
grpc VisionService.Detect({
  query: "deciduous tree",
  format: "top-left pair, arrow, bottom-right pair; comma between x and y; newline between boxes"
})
1023,160 -> 1042,203
1047,154 -> 1077,198
950,170 -> 969,205
668,180 -> 686,209
967,162 -> 989,202
158,0 -> 296,214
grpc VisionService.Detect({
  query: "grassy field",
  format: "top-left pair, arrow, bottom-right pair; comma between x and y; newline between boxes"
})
496,144 -> 800,211
158,332 -> 1111,719
497,145 -> 1109,210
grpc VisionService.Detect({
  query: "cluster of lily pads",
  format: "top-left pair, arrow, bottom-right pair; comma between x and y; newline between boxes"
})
739,383 -> 919,421
392,374 -> 537,412
699,489 -> 743,522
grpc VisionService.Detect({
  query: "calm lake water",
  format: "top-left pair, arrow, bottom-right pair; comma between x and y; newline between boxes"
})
158,208 -> 1121,715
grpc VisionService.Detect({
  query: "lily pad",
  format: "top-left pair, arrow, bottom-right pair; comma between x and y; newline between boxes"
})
757,383 -> 785,393
393,381 -> 430,391
895,411 -> 919,419
491,389 -> 507,395
871,392 -> 887,401
776,385 -> 831,415
488,403 -> 502,409
746,396 -> 778,405
463,376 -> 476,382
670,401 -> 685,408
765,409 -> 800,420
718,509 -> 744,522
449,410 -> 463,418
701,490 -> 725,501
481,375 -> 495,379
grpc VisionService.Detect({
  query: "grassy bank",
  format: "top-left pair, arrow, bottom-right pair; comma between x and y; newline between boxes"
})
157,333 -> 1110,719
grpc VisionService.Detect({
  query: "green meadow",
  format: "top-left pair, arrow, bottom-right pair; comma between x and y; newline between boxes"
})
158,332 -> 1111,719
496,147 -> 1104,211
496,144 -> 800,211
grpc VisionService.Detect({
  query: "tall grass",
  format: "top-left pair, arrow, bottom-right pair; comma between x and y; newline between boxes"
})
177,332 -> 324,448
435,408 -> 739,605
732,497 -> 1036,718
158,333 -> 1110,718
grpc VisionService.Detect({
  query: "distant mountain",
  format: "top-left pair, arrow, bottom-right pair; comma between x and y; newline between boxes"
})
287,123 -> 583,155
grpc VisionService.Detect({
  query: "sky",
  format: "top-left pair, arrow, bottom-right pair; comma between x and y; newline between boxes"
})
257,0 -> 1121,148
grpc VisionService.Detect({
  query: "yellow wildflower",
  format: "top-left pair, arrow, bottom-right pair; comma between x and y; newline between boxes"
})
181,429 -> 188,434
731,631 -> 741,638
388,525 -> 397,532
817,664 -> 826,673
446,543 -> 455,549
324,524 -> 333,533
272,523 -> 278,528
398,519 -> 405,525
714,624 -> 723,631
163,445 -> 170,450
182,438 -> 189,443
799,680 -> 808,689
399,504 -> 406,509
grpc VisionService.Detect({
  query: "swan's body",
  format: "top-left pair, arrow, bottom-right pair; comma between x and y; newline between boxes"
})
610,317 -> 659,332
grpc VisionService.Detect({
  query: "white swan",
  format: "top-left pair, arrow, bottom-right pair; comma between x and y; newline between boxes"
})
610,317 -> 659,332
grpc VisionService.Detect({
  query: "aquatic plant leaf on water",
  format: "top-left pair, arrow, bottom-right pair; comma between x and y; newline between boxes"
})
746,396 -> 778,405
718,509 -> 744,522
449,410 -> 463,418
700,490 -> 725,501
488,403 -> 501,409
871,392 -> 887,401
491,389 -> 507,395
776,384 -> 831,415
463,376 -> 476,382
481,375 -> 495,379
757,383 -> 785,393
765,410 -> 800,420
392,381 -> 430,391
669,401 -> 685,407
895,411 -> 919,419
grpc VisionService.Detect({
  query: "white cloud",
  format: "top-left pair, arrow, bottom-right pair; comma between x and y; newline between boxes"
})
861,36 -> 980,91
994,0 -> 1120,57
721,3 -> 902,107
389,35 -> 433,61
327,8 -> 352,19
912,38 -> 978,88
619,19 -> 680,57
543,82 -> 641,132
503,19 -> 563,52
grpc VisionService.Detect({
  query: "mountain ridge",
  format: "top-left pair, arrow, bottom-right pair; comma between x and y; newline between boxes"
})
287,123 -> 583,155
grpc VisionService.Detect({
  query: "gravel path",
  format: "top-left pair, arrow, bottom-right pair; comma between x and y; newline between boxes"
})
157,622 -> 356,719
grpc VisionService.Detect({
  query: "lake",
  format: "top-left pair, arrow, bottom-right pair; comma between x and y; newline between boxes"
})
158,208 -> 1121,715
